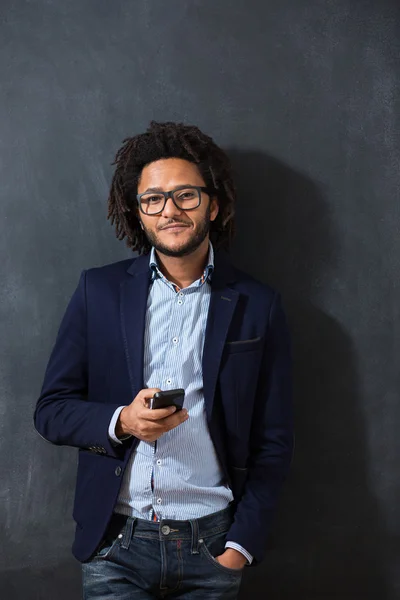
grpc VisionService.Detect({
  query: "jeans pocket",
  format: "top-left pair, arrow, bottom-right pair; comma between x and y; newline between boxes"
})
93,522 -> 126,561
199,531 -> 243,578
95,537 -> 120,561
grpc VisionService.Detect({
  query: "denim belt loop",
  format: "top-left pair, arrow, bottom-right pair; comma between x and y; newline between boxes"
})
120,517 -> 136,550
189,518 -> 200,554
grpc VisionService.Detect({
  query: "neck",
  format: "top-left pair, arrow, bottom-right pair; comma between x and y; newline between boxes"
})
155,238 -> 210,289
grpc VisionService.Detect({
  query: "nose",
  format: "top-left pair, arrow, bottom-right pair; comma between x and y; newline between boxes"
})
161,195 -> 183,218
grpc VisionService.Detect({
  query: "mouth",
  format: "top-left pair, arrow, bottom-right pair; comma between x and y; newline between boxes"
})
161,224 -> 189,232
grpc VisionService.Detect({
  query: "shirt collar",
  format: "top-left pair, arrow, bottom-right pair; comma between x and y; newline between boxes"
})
149,241 -> 214,285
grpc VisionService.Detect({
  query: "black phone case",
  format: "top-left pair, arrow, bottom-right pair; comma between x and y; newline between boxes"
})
150,389 -> 185,411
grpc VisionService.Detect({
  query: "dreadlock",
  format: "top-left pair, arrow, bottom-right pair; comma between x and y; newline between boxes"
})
107,121 -> 236,255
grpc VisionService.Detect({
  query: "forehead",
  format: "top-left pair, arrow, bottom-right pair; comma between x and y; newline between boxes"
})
138,158 -> 205,192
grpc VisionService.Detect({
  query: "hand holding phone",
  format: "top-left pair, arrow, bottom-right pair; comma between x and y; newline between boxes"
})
116,388 -> 188,443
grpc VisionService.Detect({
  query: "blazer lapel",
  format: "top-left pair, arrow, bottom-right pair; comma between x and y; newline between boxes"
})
202,251 -> 238,421
120,254 -> 151,398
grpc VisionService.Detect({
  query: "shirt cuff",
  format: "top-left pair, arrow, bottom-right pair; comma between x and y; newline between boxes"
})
108,406 -> 131,445
225,541 -> 253,565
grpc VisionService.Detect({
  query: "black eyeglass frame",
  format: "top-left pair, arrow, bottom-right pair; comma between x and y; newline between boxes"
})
136,185 -> 214,215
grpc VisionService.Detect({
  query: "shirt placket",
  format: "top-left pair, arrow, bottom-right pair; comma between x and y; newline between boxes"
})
148,261 -> 210,521
150,278 -> 186,520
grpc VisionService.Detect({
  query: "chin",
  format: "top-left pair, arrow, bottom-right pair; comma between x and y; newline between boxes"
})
156,244 -> 194,258
154,236 -> 201,258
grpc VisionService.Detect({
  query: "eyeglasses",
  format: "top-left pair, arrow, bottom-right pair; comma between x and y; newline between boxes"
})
137,185 -> 212,215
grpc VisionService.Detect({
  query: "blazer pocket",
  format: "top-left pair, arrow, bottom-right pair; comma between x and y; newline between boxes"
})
225,336 -> 263,354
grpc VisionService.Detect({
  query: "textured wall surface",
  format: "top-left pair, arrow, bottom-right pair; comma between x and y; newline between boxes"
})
1,1 -> 399,598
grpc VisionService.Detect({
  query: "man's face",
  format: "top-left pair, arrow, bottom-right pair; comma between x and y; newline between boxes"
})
137,158 -> 219,258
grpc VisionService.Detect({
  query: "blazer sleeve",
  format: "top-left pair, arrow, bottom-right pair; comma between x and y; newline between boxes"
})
33,270 -> 125,458
226,292 -> 294,563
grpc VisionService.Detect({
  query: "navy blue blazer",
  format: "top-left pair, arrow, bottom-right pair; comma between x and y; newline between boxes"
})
34,250 -> 293,564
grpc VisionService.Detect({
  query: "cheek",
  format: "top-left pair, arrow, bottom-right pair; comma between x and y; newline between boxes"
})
141,218 -> 156,231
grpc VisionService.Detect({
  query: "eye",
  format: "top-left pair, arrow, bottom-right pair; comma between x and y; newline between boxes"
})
177,190 -> 196,200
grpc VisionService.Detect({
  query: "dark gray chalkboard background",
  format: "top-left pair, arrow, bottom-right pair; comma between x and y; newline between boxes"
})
1,1 -> 399,598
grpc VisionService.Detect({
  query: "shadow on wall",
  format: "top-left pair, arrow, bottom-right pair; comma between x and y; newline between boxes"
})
227,150 -> 390,600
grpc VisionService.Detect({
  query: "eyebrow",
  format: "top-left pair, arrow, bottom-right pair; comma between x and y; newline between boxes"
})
142,184 -> 200,193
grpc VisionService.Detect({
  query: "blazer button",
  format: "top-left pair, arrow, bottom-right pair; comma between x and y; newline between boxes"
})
115,466 -> 122,476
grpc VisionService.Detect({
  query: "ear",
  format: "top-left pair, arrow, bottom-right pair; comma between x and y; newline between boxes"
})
210,196 -> 219,222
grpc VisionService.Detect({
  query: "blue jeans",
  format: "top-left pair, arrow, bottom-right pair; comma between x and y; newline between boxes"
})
82,507 -> 243,599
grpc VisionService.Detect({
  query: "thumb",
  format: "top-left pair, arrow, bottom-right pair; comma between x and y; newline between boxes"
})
139,388 -> 162,405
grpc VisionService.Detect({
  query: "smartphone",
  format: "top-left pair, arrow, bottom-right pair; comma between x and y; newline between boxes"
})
149,388 -> 185,411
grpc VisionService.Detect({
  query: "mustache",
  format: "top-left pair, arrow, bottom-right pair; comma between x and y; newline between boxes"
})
159,221 -> 190,230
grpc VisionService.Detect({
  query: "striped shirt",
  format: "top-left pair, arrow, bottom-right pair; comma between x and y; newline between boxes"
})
109,242 -> 252,563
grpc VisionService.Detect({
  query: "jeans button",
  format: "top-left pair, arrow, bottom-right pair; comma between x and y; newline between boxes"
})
115,466 -> 122,476
161,525 -> 171,535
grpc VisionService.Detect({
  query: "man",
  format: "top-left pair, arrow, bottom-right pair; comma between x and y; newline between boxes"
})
34,121 -> 293,599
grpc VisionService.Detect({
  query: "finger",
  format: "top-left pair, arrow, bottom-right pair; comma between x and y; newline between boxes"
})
139,388 -> 162,401
162,409 -> 189,429
142,405 -> 178,421
142,409 -> 188,438
135,388 -> 162,407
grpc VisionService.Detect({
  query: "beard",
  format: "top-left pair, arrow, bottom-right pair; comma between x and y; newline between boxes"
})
142,204 -> 211,258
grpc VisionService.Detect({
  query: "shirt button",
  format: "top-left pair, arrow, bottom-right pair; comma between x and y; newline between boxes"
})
166,378 -> 172,385
177,300 -> 183,305
156,459 -> 162,466
172,337 -> 178,344
179,292 -> 184,297
156,498 -> 162,504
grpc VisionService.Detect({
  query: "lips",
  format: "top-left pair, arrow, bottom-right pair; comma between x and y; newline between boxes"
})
162,224 -> 188,230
